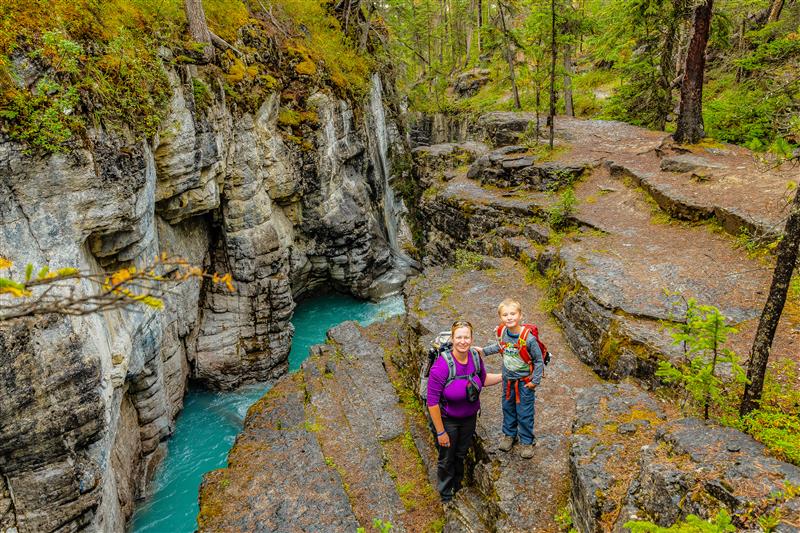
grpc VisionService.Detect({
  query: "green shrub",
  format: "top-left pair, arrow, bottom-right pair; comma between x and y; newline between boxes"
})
657,298 -> 746,421
625,509 -> 735,532
454,248 -> 483,271
547,188 -> 577,231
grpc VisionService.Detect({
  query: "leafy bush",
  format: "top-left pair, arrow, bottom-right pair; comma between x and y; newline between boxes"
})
454,248 -> 483,271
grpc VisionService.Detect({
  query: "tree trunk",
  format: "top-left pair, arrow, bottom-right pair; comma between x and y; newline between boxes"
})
184,0 -> 214,62
548,0 -> 557,148
477,0 -> 482,55
465,0 -> 474,66
563,42 -> 574,117
768,0 -> 785,22
673,0 -> 713,144
498,2 -> 521,109
740,186 -> 800,416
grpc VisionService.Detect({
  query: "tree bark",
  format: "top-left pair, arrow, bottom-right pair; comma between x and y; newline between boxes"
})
768,0 -> 785,22
740,186 -> 800,416
548,0 -> 557,148
673,0 -> 713,144
498,2 -> 521,109
184,0 -> 214,62
563,42 -> 574,117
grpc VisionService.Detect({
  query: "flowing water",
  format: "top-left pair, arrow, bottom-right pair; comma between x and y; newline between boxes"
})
129,292 -> 405,532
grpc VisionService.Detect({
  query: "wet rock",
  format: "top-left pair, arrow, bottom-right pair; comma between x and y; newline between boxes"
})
570,385 -> 800,532
570,384 -> 668,533
200,321 -> 415,531
660,154 -> 722,174
413,142 -> 490,187
474,112 -> 536,146
466,146 -> 589,191
406,112 -> 471,146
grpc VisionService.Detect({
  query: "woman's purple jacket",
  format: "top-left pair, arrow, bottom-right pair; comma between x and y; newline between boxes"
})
426,350 -> 486,418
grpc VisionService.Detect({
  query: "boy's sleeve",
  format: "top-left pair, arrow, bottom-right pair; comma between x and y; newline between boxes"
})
527,337 -> 544,385
426,358 -> 447,407
483,341 -> 500,356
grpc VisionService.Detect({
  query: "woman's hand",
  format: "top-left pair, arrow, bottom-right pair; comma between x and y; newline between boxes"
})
438,432 -> 450,447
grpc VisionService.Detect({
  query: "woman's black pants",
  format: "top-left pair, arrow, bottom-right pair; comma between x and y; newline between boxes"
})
437,414 -> 477,500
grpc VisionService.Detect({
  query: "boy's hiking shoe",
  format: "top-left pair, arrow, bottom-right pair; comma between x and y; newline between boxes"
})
498,435 -> 515,452
519,444 -> 535,459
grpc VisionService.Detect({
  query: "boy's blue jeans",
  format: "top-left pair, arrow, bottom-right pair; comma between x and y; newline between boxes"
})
501,376 -> 536,445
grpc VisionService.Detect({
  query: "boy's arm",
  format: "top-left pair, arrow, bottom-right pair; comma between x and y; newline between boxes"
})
482,341 -> 500,356
527,337 -> 544,385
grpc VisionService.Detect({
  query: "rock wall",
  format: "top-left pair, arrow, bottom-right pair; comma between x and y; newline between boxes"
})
0,65 -> 413,532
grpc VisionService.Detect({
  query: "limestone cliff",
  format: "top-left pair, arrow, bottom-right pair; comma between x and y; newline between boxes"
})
0,65 -> 414,531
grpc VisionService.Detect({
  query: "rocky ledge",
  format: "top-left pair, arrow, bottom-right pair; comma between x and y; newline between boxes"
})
197,319 -> 443,532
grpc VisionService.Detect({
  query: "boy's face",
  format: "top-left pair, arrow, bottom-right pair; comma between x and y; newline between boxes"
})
499,305 -> 521,329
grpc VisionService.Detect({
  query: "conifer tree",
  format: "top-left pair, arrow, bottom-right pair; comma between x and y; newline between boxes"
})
673,0 -> 713,144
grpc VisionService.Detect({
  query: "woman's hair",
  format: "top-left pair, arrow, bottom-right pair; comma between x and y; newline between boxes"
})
451,319 -> 474,339
497,298 -> 522,315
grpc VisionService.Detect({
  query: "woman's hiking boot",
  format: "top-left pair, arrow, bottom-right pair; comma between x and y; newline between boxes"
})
498,435 -> 515,452
519,444 -> 535,459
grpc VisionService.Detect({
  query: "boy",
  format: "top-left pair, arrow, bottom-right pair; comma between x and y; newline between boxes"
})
480,298 -> 544,459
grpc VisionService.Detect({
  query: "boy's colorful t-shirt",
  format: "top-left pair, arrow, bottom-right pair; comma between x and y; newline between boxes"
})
484,327 -> 544,383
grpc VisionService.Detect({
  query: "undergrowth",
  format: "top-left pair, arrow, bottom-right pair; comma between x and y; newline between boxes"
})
0,0 -> 374,153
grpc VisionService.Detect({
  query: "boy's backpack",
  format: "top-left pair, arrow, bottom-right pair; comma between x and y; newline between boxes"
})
496,323 -> 551,371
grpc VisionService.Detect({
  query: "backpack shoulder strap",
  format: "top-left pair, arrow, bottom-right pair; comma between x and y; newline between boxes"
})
442,351 -> 457,385
518,325 -> 533,365
469,348 -> 481,377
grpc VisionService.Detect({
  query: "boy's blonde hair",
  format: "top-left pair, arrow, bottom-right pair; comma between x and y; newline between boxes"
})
497,298 -> 522,315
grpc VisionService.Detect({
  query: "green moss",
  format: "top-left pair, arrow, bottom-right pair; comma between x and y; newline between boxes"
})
192,78 -> 212,113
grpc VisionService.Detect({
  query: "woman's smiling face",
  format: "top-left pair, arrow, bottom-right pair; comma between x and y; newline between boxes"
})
452,325 -> 473,353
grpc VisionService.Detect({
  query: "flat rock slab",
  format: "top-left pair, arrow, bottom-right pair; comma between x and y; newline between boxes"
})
197,373 -> 359,532
571,384 -> 800,532
304,322 -> 407,530
405,258 -> 600,531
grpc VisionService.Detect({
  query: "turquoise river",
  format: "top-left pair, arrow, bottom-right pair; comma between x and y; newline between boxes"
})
129,292 -> 405,532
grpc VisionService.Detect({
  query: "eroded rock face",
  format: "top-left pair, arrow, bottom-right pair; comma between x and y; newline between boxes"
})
570,385 -> 800,532
0,66 -> 412,531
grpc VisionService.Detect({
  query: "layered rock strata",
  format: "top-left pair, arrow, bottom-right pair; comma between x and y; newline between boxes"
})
0,66 -> 412,531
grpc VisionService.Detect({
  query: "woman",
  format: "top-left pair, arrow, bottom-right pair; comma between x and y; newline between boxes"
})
426,320 -> 501,502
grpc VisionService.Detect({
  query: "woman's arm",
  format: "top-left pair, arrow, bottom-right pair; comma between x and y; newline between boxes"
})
484,372 -> 502,386
428,404 -> 450,447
